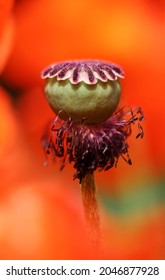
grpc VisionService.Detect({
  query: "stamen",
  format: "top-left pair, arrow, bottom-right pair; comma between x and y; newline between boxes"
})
42,107 -> 144,182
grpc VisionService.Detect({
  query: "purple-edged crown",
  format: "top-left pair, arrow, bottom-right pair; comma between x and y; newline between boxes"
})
41,60 -> 124,85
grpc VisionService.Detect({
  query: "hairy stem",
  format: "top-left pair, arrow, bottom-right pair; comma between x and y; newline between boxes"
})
81,173 -> 102,255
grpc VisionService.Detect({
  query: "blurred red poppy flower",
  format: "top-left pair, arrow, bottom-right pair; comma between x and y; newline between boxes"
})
0,0 -> 164,259
0,0 -> 14,73
0,87 -> 95,260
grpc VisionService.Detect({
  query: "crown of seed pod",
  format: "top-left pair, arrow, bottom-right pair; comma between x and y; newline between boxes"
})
41,60 -> 124,124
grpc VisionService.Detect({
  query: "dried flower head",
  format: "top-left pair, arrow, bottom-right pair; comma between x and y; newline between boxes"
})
41,60 -> 144,183
41,60 -> 124,124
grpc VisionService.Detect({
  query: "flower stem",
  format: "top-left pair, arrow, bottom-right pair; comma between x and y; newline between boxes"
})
81,173 -> 102,256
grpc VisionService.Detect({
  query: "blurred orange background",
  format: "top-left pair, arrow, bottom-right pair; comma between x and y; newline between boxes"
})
0,0 -> 165,259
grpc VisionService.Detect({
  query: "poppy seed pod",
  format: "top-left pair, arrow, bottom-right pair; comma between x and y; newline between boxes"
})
41,60 -> 144,182
41,60 -> 124,124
